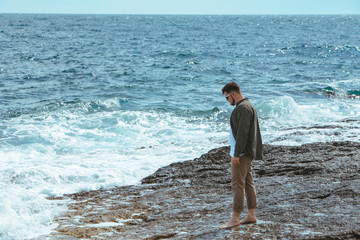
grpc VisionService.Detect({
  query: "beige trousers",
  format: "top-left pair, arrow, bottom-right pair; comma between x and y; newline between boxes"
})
231,155 -> 257,212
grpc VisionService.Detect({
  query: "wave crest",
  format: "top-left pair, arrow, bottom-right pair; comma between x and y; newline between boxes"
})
258,96 -> 299,119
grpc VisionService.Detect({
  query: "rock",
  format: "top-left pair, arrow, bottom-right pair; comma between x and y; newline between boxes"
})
46,141 -> 360,239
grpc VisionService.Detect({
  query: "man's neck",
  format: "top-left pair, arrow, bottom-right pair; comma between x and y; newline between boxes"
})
235,96 -> 247,106
233,94 -> 244,103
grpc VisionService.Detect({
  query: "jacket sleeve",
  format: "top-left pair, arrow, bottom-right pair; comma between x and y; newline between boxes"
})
231,106 -> 252,158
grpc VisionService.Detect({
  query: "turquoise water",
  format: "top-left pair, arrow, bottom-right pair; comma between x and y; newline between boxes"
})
0,14 -> 359,239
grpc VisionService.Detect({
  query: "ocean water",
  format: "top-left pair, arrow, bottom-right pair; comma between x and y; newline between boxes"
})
0,14 -> 359,239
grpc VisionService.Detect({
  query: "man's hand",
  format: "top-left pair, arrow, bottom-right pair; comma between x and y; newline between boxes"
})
231,157 -> 240,166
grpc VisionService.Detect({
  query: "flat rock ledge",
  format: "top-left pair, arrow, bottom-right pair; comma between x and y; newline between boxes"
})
45,142 -> 360,240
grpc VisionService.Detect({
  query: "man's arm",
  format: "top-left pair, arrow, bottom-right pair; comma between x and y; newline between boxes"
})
232,106 -> 252,158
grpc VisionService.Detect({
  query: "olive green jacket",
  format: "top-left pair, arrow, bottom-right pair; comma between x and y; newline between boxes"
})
230,98 -> 263,160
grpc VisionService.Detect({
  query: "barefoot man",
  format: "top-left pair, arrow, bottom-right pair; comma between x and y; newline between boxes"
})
220,82 -> 263,229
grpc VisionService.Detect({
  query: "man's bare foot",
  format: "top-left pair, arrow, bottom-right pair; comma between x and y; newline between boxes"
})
240,215 -> 257,224
219,219 -> 241,229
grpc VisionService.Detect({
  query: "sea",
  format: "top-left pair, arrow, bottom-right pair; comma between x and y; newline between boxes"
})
0,14 -> 359,239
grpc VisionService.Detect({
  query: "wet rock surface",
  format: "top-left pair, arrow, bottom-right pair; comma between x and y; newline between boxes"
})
46,141 -> 360,239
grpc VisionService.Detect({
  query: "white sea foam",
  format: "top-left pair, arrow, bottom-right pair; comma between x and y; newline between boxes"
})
258,95 -> 360,145
0,107 -> 228,239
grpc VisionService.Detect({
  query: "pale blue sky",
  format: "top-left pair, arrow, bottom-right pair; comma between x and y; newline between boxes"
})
1,0 -> 359,14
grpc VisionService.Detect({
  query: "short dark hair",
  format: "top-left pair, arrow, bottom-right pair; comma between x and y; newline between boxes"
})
222,82 -> 240,94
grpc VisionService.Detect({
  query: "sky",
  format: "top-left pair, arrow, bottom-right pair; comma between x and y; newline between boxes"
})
0,0 -> 359,15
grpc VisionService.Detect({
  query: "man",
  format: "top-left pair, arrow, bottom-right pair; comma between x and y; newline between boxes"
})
220,82 -> 263,229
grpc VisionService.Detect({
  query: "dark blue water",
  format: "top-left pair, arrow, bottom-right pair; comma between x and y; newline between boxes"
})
1,15 -> 359,113
0,14 -> 359,239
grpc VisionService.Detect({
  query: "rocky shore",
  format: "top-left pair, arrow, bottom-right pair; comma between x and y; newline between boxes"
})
46,141 -> 360,240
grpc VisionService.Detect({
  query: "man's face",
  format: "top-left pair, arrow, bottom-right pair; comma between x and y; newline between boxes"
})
224,91 -> 235,106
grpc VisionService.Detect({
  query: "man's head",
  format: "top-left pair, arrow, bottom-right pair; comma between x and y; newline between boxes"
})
222,82 -> 243,106
222,82 -> 240,95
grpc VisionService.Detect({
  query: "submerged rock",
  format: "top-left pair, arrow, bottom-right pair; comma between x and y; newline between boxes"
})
46,141 -> 360,239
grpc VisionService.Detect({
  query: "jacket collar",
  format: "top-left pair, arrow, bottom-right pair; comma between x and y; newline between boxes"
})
236,98 -> 248,107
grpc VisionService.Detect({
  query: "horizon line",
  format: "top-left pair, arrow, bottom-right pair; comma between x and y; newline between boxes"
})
1,12 -> 359,16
